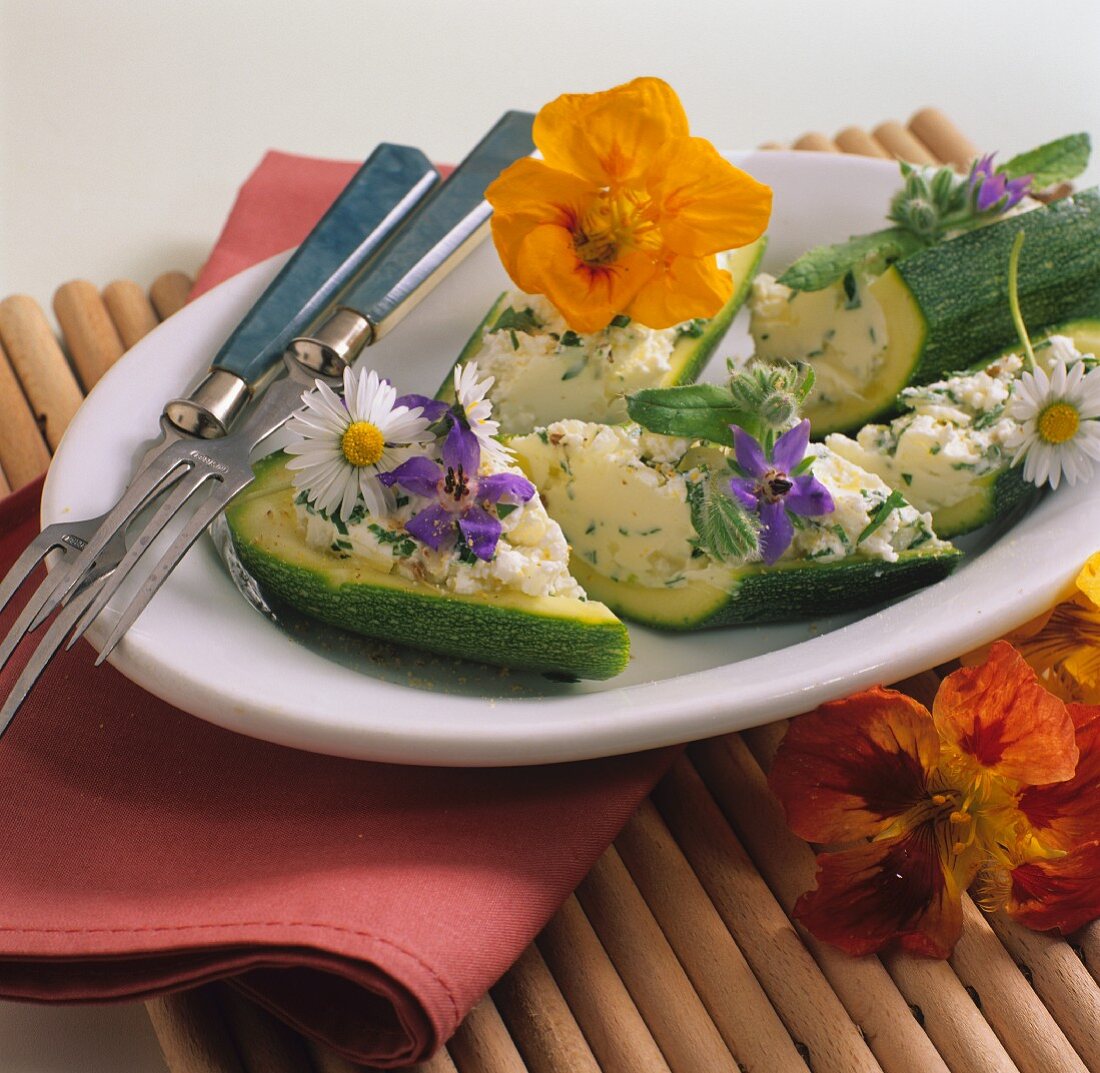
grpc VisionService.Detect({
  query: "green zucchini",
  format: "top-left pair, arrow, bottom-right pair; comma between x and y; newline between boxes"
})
751,190 -> 1100,436
508,422 -> 960,630
226,453 -> 630,680
440,237 -> 766,433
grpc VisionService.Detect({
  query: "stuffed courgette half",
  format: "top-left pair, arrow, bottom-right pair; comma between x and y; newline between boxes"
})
508,421 -> 960,630
439,239 -> 766,434
748,138 -> 1098,436
826,328 -> 1100,537
226,365 -> 630,681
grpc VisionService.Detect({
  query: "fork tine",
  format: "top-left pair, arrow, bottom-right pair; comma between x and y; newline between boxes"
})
42,457 -> 192,619
65,469 -> 218,651
0,536 -> 55,621
0,576 -> 105,741
0,554 -> 74,673
94,485 -> 235,665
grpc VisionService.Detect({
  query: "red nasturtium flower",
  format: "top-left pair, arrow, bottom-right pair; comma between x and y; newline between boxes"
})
486,77 -> 772,333
769,642 -> 1100,957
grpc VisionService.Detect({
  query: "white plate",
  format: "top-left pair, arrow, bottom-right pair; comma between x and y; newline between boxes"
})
43,151 -> 1092,766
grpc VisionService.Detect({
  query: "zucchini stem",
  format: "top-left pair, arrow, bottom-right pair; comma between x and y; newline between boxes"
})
1008,231 -> 1037,372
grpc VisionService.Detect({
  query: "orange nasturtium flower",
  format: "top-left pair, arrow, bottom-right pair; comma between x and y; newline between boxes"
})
769,642 -> 1100,957
486,77 -> 772,333
966,551 -> 1100,705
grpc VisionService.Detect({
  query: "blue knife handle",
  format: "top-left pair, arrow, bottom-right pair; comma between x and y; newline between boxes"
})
334,112 -> 534,337
211,143 -> 438,384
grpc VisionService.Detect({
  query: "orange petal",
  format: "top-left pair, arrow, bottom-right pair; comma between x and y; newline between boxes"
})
513,223 -> 653,333
487,159 -> 599,284
794,828 -> 964,957
625,254 -> 731,330
933,641 -> 1078,784
1007,839 -> 1100,933
1017,703 -> 1100,849
1075,552 -> 1100,609
648,137 -> 772,257
534,77 -> 689,187
769,687 -> 939,844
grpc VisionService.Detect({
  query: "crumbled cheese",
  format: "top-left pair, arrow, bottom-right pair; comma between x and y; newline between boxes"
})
470,254 -> 737,436
826,340 -> 1100,514
749,272 -> 889,408
511,421 -> 946,590
294,455 -> 584,600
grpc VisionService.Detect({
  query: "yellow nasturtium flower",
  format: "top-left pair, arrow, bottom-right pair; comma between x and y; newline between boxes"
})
487,77 -> 772,333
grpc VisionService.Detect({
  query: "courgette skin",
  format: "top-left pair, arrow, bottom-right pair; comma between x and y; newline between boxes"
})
226,455 -> 630,680
800,192 -> 1100,436
895,189 -> 1100,386
438,238 -> 766,405
571,548 -> 962,631
932,467 -> 1037,538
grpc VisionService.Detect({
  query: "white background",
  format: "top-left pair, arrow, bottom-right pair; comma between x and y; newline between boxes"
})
1,0 -> 1099,1069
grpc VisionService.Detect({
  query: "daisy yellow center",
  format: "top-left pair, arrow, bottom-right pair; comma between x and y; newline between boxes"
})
1037,402 -> 1080,445
573,189 -> 660,266
341,421 -> 385,467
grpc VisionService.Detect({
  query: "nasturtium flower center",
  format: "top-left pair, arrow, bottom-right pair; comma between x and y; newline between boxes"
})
1037,402 -> 1081,445
341,421 -> 385,467
573,189 -> 660,267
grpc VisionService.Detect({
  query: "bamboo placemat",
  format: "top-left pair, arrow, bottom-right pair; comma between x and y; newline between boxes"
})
2,109 -> 1099,1073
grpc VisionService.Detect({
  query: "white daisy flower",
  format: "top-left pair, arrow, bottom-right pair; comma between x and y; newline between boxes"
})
453,361 -> 511,467
1005,357 -> 1100,490
284,366 -> 435,521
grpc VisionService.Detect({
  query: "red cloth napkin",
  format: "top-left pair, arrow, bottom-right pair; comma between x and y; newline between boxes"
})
0,152 -> 673,1066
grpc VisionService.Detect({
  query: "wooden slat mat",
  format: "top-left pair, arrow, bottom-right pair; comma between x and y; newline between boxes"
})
2,109 -> 1099,1073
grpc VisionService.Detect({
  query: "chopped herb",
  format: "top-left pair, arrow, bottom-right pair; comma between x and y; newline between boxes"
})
831,524 -> 853,553
509,329 -> 519,350
536,429 -> 549,444
842,271 -> 861,309
562,354 -> 588,380
610,314 -> 631,328
367,523 -> 417,557
347,502 -> 367,526
638,526 -> 662,536
869,326 -> 878,344
585,521 -> 597,535
901,473 -> 913,485
858,489 -> 907,544
559,330 -> 583,347
973,404 -> 1006,430
676,318 -> 708,339
490,306 -> 543,335
930,443 -> 942,455
395,494 -> 409,509
583,549 -> 598,565
664,574 -> 686,586
496,503 -> 519,519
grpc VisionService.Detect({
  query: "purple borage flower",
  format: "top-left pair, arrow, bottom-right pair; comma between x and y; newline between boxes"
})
969,154 -> 1033,214
379,421 -> 535,561
728,420 -> 834,566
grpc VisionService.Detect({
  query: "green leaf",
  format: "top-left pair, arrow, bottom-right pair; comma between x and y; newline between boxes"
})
857,490 -> 908,544
627,384 -> 751,446
687,478 -> 759,563
1000,133 -> 1091,188
490,305 -> 544,335
777,228 -> 924,292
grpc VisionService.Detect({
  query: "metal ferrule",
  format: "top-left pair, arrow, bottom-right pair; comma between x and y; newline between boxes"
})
288,308 -> 373,376
164,369 -> 252,439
